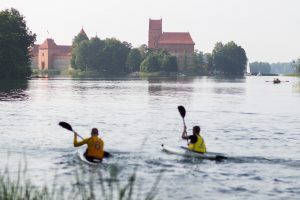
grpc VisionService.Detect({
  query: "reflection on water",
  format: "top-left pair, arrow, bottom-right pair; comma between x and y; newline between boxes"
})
211,77 -> 246,95
0,80 -> 28,101
147,76 -> 195,96
210,76 -> 246,83
146,76 -> 195,84
213,87 -> 245,95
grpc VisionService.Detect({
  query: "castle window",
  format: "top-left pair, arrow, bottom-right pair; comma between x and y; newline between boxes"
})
42,53 -> 44,56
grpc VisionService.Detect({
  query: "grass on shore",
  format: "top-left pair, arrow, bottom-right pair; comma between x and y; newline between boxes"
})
0,163 -> 162,200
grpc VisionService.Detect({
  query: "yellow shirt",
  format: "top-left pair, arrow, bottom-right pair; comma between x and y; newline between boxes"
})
188,134 -> 207,153
74,135 -> 104,159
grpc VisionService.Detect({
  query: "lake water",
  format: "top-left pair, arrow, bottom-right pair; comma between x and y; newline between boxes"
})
0,76 -> 300,199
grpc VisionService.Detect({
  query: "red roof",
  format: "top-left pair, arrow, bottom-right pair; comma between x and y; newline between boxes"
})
39,38 -> 57,49
158,32 -> 195,45
149,19 -> 162,30
57,45 -> 71,56
31,39 -> 71,57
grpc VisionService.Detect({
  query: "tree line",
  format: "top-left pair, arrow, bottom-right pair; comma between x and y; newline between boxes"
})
249,62 -> 271,74
72,30 -> 248,76
250,60 -> 300,75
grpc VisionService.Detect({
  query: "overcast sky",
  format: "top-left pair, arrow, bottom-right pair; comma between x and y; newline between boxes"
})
1,0 -> 300,62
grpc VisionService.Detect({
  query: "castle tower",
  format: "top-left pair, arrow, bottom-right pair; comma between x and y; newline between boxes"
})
38,39 -> 58,70
148,19 -> 162,49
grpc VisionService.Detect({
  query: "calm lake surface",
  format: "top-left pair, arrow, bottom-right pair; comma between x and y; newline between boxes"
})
0,76 -> 300,199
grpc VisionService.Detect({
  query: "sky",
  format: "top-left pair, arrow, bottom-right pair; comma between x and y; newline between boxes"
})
1,0 -> 300,63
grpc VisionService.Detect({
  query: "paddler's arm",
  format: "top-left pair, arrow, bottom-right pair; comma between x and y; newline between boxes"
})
181,125 -> 188,140
73,132 -> 88,147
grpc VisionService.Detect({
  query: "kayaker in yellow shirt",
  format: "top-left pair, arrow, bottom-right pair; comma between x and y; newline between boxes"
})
74,128 -> 108,162
182,125 -> 207,153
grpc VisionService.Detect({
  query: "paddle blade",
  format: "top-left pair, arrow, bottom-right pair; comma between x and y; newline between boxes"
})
178,106 -> 186,118
59,122 -> 73,131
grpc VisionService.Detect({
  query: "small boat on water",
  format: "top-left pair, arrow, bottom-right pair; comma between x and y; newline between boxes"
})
273,79 -> 281,84
266,79 -> 289,84
161,144 -> 227,161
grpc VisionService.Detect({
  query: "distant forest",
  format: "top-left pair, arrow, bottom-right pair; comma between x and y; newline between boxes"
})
249,62 -> 295,75
270,62 -> 295,74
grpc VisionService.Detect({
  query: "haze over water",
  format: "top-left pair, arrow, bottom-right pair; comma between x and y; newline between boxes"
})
2,0 -> 300,62
0,76 -> 300,199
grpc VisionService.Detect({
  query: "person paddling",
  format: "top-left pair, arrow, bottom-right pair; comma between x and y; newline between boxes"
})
182,125 -> 207,153
73,128 -> 107,162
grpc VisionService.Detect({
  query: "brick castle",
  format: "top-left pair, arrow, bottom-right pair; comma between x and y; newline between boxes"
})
31,38 -> 72,70
148,19 -> 195,68
148,19 -> 194,53
31,20 -> 195,70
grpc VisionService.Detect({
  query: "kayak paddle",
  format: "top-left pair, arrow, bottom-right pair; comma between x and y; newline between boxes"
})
59,121 -> 84,140
178,105 -> 186,122
265,81 -> 289,82
178,105 -> 188,144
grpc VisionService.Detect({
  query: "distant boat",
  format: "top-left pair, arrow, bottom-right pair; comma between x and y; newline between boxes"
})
273,79 -> 281,84
257,72 -> 262,76
266,79 -> 289,83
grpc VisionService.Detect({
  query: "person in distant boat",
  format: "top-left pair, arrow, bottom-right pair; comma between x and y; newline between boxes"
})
274,78 -> 281,83
182,125 -> 207,153
74,128 -> 106,161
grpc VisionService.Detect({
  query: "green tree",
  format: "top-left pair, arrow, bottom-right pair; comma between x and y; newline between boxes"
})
203,53 -> 213,74
74,40 -> 90,71
161,55 -> 178,72
212,42 -> 225,73
71,35 -> 131,75
140,54 -> 160,72
126,48 -> 142,72
71,29 -> 89,69
184,51 -> 205,74
0,8 -> 36,79
101,38 -> 131,74
73,36 -> 105,71
212,41 -> 247,75
72,29 -> 89,47
86,36 -> 105,70
140,49 -> 178,73
138,44 -> 148,60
